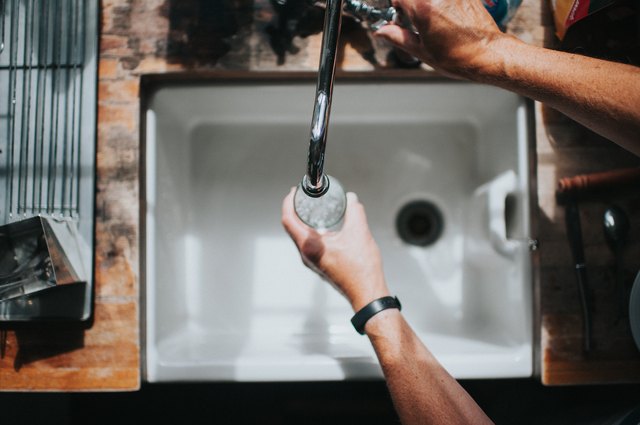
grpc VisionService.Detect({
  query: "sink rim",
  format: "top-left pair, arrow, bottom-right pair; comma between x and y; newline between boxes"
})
140,73 -> 537,382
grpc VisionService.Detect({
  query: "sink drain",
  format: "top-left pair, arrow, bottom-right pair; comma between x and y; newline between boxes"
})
396,200 -> 444,247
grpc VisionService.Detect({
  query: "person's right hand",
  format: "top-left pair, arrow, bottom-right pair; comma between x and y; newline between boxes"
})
375,0 -> 511,79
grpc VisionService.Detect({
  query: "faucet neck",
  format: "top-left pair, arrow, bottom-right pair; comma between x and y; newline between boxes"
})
305,0 -> 344,192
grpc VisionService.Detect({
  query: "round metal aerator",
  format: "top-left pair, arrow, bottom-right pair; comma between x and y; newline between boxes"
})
301,174 -> 330,198
396,200 -> 444,247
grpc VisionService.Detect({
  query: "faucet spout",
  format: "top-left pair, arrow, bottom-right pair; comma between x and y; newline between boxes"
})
303,0 -> 344,197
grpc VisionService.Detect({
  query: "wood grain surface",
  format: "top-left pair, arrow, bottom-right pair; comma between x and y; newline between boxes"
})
1,0 -> 639,390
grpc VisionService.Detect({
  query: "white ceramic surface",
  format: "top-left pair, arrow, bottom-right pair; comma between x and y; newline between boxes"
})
144,81 -> 533,381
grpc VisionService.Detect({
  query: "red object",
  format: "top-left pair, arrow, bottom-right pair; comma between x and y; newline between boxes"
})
557,167 -> 640,195
565,0 -> 592,27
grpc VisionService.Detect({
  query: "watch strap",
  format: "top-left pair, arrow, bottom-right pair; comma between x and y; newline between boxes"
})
351,296 -> 401,335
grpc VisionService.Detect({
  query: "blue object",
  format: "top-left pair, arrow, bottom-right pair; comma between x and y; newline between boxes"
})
483,0 -> 523,27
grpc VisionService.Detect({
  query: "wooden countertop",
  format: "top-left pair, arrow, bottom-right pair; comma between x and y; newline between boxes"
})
1,0 -> 639,390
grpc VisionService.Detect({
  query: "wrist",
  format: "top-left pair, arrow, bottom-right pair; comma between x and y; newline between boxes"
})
351,296 -> 401,335
469,34 -> 523,85
349,282 -> 390,312
362,307 -> 403,337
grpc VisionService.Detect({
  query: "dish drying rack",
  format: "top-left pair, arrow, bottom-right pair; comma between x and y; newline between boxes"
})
0,0 -> 97,324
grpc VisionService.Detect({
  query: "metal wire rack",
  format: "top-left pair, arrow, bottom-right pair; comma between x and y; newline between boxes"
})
0,0 -> 97,323
0,0 -> 97,224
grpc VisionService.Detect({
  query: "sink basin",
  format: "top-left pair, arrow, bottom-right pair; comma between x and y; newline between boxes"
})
143,77 -> 533,382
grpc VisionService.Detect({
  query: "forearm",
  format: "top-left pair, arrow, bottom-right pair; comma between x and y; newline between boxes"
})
364,309 -> 493,425
282,189 -> 492,423
477,36 -> 640,156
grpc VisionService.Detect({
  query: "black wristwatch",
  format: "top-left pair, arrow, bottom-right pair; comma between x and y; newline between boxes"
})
351,296 -> 402,335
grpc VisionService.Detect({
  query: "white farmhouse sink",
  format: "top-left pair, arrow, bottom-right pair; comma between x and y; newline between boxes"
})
143,78 -> 533,382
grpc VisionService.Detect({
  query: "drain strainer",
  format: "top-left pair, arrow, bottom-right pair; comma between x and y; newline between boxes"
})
396,200 -> 444,247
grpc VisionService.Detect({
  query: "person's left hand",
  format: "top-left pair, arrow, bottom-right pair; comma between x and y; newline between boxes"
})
281,188 -> 390,311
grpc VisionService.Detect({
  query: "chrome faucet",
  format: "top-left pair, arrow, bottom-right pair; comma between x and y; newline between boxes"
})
293,0 -> 397,230
343,0 -> 397,30
301,0 -> 344,197
300,0 -> 397,197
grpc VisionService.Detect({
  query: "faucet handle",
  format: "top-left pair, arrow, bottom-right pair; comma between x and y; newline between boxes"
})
342,0 -> 397,30
308,0 -> 397,29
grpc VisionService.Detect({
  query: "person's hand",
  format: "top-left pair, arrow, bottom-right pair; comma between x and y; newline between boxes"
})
375,0 -> 510,79
281,188 -> 390,311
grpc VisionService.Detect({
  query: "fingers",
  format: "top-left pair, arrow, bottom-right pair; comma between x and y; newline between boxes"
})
389,0 -> 404,9
374,24 -> 422,59
343,191 -> 368,228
